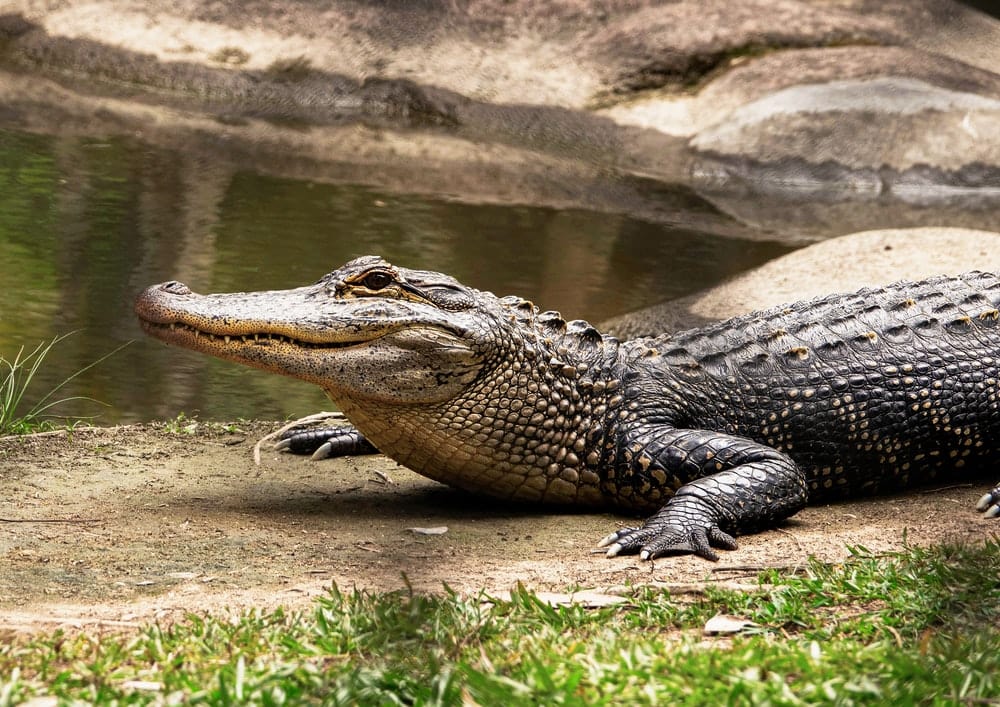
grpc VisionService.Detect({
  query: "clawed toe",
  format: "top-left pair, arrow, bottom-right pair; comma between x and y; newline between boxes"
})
310,441 -> 335,460
275,425 -> 378,459
597,527 -> 652,558
708,526 -> 739,550
978,488 -> 1000,518
596,522 -> 737,562
596,531 -> 622,549
596,527 -> 637,548
603,542 -> 625,558
641,528 -> 720,562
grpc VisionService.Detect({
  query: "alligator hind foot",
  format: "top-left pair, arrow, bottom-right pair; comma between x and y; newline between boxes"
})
976,485 -> 1000,518
597,491 -> 740,561
275,425 -> 379,460
599,519 -> 738,562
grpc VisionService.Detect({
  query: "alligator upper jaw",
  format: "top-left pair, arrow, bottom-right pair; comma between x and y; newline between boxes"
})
134,280 -> 478,395
136,280 -> 380,342
134,280 -> 405,376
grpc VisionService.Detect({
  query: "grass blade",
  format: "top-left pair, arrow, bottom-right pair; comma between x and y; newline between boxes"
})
0,333 -> 130,434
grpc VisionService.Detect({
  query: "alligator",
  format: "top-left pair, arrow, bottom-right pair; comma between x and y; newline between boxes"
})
135,256 -> 1000,560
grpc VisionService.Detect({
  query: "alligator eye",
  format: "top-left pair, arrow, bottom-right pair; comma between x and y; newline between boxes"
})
361,271 -> 394,290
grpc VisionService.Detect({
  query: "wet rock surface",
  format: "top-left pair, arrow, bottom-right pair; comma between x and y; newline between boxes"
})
0,0 -> 997,223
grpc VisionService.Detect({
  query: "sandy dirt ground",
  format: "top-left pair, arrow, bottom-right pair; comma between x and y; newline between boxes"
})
0,421 -> 994,633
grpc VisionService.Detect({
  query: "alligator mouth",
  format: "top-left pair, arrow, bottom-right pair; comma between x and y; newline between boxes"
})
139,319 -> 370,350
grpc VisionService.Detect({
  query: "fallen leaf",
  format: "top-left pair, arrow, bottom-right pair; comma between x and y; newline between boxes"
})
704,613 -> 758,635
407,526 -> 449,535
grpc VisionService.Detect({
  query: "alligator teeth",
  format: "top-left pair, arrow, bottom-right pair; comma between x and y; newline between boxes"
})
156,321 -> 333,349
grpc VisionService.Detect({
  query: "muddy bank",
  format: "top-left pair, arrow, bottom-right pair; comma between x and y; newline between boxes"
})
0,422 -> 992,631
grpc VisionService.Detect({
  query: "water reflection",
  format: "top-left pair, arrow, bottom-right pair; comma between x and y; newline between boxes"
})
0,127 -> 791,424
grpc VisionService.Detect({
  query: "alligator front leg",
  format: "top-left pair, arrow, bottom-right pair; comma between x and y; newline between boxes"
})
599,428 -> 808,561
275,425 -> 379,460
977,485 -> 1000,518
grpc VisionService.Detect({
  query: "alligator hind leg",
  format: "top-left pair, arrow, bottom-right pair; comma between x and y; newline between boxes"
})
976,484 -> 1000,518
598,428 -> 808,561
275,425 -> 379,460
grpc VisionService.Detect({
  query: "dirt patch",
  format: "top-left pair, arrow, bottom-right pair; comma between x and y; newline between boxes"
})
0,423 -> 993,632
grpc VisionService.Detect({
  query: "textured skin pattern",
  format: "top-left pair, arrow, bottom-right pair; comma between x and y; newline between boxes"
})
640,272 -> 1000,498
278,426 -> 378,459
595,272 -> 1000,557
135,260 -> 1000,561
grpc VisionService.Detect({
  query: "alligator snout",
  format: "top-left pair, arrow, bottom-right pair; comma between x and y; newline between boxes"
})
134,281 -> 196,325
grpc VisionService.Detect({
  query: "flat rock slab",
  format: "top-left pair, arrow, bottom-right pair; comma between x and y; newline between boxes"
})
0,423 -> 991,630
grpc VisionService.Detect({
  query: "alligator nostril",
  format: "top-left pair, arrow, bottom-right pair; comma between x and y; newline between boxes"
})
161,281 -> 192,295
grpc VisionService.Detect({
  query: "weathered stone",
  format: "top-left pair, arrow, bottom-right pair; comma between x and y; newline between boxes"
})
2,0 -> 1000,218
690,74 -> 1000,198
588,0 -> 899,96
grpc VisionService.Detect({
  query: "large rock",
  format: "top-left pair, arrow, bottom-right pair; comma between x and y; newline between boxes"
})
3,1 -> 1000,225
689,66 -> 1000,202
602,228 -> 1000,338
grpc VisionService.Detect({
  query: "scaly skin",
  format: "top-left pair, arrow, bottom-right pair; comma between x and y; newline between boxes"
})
135,256 -> 1000,560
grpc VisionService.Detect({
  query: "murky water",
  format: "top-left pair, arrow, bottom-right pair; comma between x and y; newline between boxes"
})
0,127 -> 793,424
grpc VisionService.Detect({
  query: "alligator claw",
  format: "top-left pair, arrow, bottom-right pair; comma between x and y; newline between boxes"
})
977,486 -> 1000,518
602,542 -> 625,558
640,525 -> 738,562
597,516 -> 737,562
598,527 -> 649,558
311,441 -> 335,461
277,425 -> 379,459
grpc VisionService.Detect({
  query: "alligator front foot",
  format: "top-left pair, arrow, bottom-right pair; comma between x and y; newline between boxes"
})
976,484 -> 1000,518
275,425 -> 379,460
597,496 -> 738,562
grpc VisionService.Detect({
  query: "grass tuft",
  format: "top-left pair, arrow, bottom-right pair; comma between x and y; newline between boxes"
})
0,333 -> 129,435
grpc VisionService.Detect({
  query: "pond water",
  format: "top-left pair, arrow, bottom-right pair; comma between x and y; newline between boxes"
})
0,126 -> 798,425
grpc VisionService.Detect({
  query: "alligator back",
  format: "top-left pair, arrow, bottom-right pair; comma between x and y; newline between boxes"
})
632,271 -> 1000,500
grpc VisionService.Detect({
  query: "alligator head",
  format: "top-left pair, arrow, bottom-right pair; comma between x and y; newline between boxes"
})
135,256 -> 495,405
135,256 -> 618,504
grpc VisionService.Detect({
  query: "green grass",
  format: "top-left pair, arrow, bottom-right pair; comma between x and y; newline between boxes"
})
0,334 -> 128,435
2,540 -> 998,705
